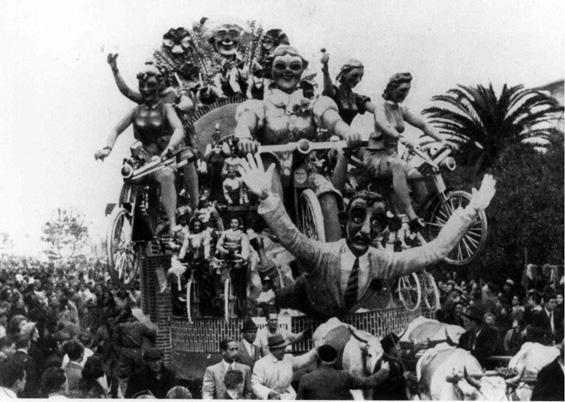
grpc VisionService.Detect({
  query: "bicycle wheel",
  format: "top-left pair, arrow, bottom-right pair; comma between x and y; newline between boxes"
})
419,270 -> 440,311
397,273 -> 421,312
224,277 -> 234,323
107,207 -> 139,286
425,190 -> 488,265
318,193 -> 342,241
297,189 -> 326,241
186,279 -> 194,324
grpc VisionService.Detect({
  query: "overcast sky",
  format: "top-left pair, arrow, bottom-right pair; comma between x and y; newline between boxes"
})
0,0 -> 563,254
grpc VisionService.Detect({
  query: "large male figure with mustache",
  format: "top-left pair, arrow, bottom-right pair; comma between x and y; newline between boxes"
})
239,154 -> 496,319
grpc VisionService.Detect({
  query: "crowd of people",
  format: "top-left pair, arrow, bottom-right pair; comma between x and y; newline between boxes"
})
435,272 -> 564,364
0,255 -> 194,398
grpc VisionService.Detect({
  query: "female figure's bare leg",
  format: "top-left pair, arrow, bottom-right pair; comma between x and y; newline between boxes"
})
155,167 -> 177,233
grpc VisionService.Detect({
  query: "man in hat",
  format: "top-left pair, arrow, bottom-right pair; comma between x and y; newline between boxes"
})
202,338 -> 253,399
236,318 -> 261,369
124,347 -> 177,399
12,332 -> 39,397
252,333 -> 317,400
297,344 -> 390,400
254,311 -> 306,357
240,154 -> 496,318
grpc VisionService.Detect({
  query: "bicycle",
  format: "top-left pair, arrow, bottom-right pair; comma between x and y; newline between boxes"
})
106,145 -> 195,287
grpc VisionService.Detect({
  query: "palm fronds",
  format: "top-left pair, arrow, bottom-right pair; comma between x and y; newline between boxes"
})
423,83 -> 563,173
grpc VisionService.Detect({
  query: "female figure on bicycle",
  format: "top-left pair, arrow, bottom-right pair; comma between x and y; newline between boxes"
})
364,72 -> 450,231
106,54 -> 200,212
235,46 -> 362,240
321,53 -> 372,126
95,66 -> 184,234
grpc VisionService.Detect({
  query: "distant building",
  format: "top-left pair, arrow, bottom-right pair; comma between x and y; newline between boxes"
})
534,79 -> 564,128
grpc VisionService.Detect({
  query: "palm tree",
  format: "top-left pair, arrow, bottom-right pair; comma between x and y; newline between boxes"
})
423,83 -> 563,175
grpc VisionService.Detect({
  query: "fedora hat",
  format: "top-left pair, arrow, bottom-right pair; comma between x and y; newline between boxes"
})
268,334 -> 288,350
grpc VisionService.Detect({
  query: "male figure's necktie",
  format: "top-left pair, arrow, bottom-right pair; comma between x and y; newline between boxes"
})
344,258 -> 360,308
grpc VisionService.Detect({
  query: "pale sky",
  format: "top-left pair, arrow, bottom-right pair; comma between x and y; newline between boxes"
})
0,0 -> 563,254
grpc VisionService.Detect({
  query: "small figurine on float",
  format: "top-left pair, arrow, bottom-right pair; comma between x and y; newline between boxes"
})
214,217 -> 250,316
216,217 -> 250,262
222,165 -> 248,206
179,217 -> 211,263
203,128 -> 231,201
221,140 -> 241,177
208,23 -> 249,97
246,61 -> 266,100
195,187 -> 224,230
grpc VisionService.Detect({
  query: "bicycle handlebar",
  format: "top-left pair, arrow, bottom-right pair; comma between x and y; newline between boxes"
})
122,148 -> 194,181
257,138 -> 368,155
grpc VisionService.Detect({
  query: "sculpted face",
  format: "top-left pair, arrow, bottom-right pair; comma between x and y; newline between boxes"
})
343,67 -> 364,89
262,36 -> 275,52
390,82 -> 411,103
138,75 -> 160,103
230,218 -> 240,231
213,25 -> 241,57
271,54 -> 304,92
162,27 -> 193,56
192,221 -> 202,234
345,198 -> 387,256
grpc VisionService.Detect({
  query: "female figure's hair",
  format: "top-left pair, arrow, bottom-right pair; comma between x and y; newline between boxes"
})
382,72 -> 412,100
336,59 -> 364,83
271,45 -> 309,70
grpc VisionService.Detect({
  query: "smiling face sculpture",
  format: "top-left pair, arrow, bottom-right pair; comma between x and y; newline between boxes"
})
210,24 -> 243,58
270,45 -> 308,93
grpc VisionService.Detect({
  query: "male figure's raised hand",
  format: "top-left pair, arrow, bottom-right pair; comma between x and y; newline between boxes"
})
468,174 -> 496,212
237,153 -> 275,200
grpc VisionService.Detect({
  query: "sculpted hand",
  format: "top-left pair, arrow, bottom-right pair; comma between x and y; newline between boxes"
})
107,53 -> 119,72
468,174 -> 496,212
400,137 -> 417,150
94,147 -> 111,161
268,391 -> 281,400
161,147 -> 173,160
441,140 -> 455,150
237,153 -> 275,200
345,131 -> 363,147
237,138 -> 258,154
320,50 -> 329,72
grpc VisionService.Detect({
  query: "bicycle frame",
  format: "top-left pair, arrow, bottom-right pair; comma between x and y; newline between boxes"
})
407,146 -> 455,203
118,147 -> 195,241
